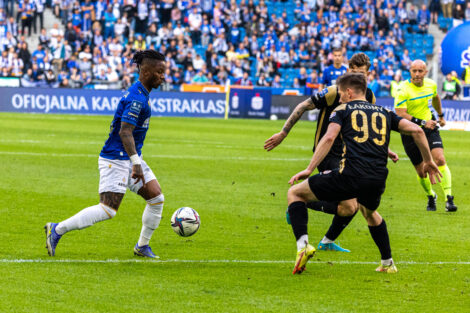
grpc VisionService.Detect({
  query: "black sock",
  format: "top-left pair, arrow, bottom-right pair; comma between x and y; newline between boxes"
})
368,219 -> 392,260
324,211 -> 357,241
306,201 -> 338,215
287,201 -> 308,240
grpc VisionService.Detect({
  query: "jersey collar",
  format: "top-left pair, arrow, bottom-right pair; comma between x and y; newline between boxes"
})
136,81 -> 150,97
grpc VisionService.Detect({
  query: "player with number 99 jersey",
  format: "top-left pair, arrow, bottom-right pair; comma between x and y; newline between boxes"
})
330,101 -> 403,180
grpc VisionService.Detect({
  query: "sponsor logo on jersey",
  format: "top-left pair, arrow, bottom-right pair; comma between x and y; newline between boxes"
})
130,100 -> 142,115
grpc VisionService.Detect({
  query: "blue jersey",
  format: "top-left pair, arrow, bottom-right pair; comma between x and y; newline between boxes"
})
322,64 -> 348,86
100,81 -> 152,160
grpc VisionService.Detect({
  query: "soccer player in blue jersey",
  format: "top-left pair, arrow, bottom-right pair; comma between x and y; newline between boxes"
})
320,48 -> 348,89
45,50 -> 166,258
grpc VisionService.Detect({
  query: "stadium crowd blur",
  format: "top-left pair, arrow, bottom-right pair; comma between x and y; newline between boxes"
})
0,0 -> 469,97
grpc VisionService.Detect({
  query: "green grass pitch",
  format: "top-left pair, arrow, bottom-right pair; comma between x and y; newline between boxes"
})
0,112 -> 468,312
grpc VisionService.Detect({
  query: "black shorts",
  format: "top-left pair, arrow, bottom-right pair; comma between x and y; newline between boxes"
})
308,169 -> 386,211
317,156 -> 341,172
401,128 -> 444,166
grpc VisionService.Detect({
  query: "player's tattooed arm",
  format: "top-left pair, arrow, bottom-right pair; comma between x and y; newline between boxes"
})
119,122 -> 137,156
120,121 -> 146,185
264,98 -> 315,151
282,98 -> 315,135
100,192 -> 124,211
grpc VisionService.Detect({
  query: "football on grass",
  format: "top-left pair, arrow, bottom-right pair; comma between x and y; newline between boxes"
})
171,207 -> 200,237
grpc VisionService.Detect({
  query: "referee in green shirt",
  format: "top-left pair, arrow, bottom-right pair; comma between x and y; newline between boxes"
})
394,60 -> 457,212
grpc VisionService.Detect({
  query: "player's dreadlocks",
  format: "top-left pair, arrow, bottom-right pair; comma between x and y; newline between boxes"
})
132,50 -> 165,72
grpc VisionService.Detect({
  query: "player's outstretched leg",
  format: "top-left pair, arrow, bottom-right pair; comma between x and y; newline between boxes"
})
134,194 -> 164,259
45,203 -> 117,256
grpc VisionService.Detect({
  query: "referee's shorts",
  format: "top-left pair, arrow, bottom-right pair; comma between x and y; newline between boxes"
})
401,127 -> 444,166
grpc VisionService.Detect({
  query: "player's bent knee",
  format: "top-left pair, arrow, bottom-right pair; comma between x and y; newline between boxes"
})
287,186 -> 304,203
365,210 -> 382,226
138,179 -> 162,200
338,202 -> 356,216
338,199 -> 357,216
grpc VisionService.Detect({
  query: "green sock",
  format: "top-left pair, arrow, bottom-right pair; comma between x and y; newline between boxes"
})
417,175 -> 435,196
438,165 -> 452,197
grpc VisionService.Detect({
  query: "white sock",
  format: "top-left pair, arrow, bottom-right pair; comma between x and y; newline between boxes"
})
296,234 -> 309,251
138,194 -> 164,247
381,258 -> 393,266
55,203 -> 116,235
321,236 -> 334,244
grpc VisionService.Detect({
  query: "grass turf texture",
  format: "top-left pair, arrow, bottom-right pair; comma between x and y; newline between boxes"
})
0,112 -> 468,312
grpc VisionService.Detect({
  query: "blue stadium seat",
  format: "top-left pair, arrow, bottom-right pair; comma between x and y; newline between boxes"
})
195,46 -> 206,58
413,40 -> 423,49
404,40 -> 414,49
415,52 -> 426,60
412,34 -> 423,44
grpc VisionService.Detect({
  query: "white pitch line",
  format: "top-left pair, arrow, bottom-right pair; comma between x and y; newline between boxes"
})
0,150 -> 410,162
0,151 -> 310,162
0,259 -> 468,265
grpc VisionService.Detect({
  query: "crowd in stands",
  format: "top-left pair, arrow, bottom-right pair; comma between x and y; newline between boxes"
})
0,0 -> 460,97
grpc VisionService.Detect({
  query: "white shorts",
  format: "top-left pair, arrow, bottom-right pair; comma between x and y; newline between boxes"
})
98,156 -> 157,194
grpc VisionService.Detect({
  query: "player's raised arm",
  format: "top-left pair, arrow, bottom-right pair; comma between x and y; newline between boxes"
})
288,122 -> 341,185
264,97 -> 316,151
119,121 -> 145,186
397,119 -> 441,184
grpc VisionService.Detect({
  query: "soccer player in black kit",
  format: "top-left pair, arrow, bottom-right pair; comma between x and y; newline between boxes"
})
265,53 -> 399,253
286,73 -> 441,274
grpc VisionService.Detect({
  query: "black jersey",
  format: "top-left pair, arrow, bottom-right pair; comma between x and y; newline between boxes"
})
329,100 -> 403,180
310,86 -> 376,158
